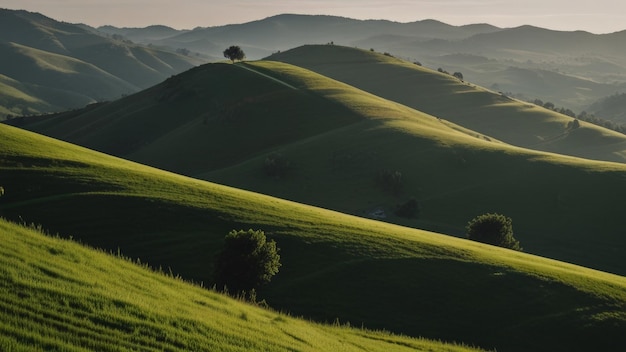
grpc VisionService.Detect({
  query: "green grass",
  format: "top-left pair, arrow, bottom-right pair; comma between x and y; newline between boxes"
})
0,219 -> 487,352
8,57 -> 626,279
267,45 -> 626,164
2,123 -> 626,351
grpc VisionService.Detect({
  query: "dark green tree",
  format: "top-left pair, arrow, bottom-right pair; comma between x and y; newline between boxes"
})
466,213 -> 521,251
214,229 -> 281,293
453,72 -> 464,81
223,45 -> 245,63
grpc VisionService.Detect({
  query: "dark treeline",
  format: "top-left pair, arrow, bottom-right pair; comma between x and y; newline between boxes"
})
531,98 -> 626,135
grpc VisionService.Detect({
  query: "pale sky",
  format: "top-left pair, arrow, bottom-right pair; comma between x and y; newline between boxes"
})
2,0 -> 626,34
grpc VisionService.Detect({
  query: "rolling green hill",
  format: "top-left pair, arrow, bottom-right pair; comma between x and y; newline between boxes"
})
0,73 -> 57,116
2,122 -> 626,352
8,58 -> 626,278
0,42 -> 139,110
0,219 -> 484,352
0,9 -> 203,116
267,45 -> 626,164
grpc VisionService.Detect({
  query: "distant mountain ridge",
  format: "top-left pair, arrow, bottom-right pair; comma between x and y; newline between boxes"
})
104,13 -> 501,59
0,8 -> 203,117
95,13 -> 626,117
4,9 -> 626,121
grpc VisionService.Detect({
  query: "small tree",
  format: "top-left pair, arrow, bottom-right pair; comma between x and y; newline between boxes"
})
223,45 -> 245,63
453,72 -> 464,81
214,229 -> 281,293
466,213 -> 521,251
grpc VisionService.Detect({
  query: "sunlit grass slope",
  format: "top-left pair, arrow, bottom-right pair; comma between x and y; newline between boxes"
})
0,73 -> 55,116
8,58 -> 626,278
0,219 -> 485,352
267,44 -> 626,164
2,124 -> 626,351
0,42 -> 138,114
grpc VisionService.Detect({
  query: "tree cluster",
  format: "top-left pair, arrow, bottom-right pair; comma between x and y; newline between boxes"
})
532,98 -> 626,135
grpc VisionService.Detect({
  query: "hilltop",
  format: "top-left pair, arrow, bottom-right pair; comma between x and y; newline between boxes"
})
267,45 -> 626,163
0,8 -> 203,117
2,122 -> 626,351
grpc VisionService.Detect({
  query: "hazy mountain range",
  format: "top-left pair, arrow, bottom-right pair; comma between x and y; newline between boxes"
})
3,9 -> 626,121
98,13 -> 626,119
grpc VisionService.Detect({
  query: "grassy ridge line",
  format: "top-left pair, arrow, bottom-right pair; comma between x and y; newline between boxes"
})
0,219 -> 483,352
2,123 -> 626,351
237,63 -> 299,90
267,45 -> 626,163
242,60 -> 501,146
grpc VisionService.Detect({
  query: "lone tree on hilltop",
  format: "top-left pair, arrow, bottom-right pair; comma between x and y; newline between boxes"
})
223,45 -> 245,63
466,213 -> 522,251
214,229 -> 281,293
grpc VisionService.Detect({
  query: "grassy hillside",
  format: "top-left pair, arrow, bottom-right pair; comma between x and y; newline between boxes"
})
10,58 -> 626,278
0,73 -> 56,117
0,8 -> 202,116
0,219 -> 485,352
589,92 -> 626,124
0,42 -> 138,110
2,123 -> 626,351
267,45 -> 626,164
358,26 -> 626,112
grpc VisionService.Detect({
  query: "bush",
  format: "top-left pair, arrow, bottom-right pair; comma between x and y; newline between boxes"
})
466,213 -> 522,251
214,229 -> 281,293
568,119 -> 581,129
